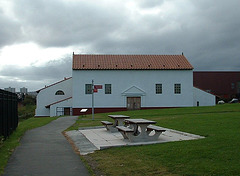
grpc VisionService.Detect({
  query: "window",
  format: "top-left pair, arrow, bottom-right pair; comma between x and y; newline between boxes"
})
174,84 -> 181,94
105,84 -> 111,94
55,90 -> 65,95
85,84 -> 92,94
156,84 -> 162,94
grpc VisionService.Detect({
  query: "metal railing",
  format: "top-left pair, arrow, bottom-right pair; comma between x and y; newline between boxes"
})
0,89 -> 18,139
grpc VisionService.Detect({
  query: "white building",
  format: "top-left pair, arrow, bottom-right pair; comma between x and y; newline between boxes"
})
35,77 -> 72,117
4,87 -> 16,93
20,87 -> 28,94
193,87 -> 216,106
35,54 -> 216,117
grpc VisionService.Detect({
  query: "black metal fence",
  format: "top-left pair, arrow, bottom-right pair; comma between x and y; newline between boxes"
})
0,89 -> 18,139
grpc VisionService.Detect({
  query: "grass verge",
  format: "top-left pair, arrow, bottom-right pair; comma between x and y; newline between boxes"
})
68,104 -> 240,176
0,117 -> 58,175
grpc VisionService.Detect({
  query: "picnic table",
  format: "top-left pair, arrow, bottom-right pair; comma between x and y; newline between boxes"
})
117,118 -> 166,142
101,115 -> 130,132
108,115 -> 130,126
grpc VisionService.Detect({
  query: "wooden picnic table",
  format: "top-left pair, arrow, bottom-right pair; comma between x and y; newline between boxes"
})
117,118 -> 165,142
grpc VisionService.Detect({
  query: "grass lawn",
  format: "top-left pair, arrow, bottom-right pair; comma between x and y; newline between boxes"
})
0,117 -> 58,175
70,104 -> 240,176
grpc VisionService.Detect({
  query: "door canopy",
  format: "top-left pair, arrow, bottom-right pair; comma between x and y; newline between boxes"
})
121,86 -> 146,97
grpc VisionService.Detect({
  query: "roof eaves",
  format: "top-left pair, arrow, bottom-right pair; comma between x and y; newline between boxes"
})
45,97 -> 72,108
36,77 -> 72,93
194,86 -> 217,97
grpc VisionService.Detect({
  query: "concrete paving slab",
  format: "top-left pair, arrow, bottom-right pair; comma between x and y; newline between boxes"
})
65,130 -> 98,155
66,126 -> 204,155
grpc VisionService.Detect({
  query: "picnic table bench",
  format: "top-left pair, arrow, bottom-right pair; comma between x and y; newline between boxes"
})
117,119 -> 166,142
101,121 -> 114,131
116,126 -> 134,139
146,125 -> 166,140
101,115 -> 130,132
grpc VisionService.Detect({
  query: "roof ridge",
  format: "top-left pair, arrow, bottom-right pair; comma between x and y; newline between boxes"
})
74,54 -> 184,56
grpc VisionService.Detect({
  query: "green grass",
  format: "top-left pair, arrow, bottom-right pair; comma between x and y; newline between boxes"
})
0,117 -> 58,175
69,104 -> 240,176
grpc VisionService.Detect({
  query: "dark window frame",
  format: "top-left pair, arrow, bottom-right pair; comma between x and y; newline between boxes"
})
85,84 -> 92,94
155,84 -> 162,94
174,84 -> 181,94
55,90 -> 65,95
105,84 -> 112,94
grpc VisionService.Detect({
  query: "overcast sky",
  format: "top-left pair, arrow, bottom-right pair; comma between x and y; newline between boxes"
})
0,0 -> 240,91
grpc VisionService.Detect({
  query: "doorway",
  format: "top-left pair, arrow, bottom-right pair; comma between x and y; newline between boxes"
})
127,97 -> 141,110
64,108 -> 71,115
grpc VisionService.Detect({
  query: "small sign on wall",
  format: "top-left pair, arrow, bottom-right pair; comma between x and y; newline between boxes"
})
94,85 -> 103,89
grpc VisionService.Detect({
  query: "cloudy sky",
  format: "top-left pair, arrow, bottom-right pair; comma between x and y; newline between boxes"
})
0,0 -> 239,91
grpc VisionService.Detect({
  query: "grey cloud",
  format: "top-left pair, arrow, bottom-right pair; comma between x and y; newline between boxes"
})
0,9 -> 22,47
137,0 -> 165,8
1,0 -> 240,91
12,0 -> 127,47
87,0 -> 240,71
0,56 -> 72,91
9,0 -> 240,71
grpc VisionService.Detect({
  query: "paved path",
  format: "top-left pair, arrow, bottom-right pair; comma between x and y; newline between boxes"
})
3,116 -> 90,176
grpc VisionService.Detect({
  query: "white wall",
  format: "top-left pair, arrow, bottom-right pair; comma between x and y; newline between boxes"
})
193,87 -> 216,106
50,98 -> 72,117
35,78 -> 72,117
72,70 -> 193,108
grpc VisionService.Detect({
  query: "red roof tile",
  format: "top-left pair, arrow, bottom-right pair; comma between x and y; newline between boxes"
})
72,54 -> 193,70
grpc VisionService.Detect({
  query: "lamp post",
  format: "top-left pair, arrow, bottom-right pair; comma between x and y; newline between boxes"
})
92,79 -> 94,120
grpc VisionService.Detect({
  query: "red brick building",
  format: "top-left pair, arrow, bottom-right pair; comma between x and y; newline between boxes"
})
193,71 -> 240,101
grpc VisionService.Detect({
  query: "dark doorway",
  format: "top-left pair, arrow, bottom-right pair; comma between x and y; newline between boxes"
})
127,97 -> 141,110
64,108 -> 70,115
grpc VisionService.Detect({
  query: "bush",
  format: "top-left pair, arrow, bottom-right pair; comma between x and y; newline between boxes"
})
18,95 -> 36,120
22,95 -> 36,106
18,105 -> 36,120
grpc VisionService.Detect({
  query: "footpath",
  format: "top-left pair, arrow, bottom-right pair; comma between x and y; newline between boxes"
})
3,116 -> 89,176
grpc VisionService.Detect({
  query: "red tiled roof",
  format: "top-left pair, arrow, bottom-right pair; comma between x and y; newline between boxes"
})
72,54 -> 193,70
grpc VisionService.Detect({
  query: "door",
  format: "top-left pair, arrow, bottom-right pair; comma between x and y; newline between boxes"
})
64,108 -> 70,115
127,97 -> 141,110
